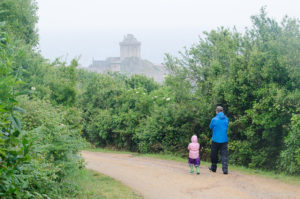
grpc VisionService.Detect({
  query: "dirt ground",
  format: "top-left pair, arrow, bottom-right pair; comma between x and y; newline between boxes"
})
82,151 -> 300,199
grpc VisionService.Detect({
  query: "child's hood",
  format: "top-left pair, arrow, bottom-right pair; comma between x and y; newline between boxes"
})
191,135 -> 198,143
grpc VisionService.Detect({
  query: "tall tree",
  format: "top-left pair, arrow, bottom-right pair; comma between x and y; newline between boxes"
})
0,0 -> 38,46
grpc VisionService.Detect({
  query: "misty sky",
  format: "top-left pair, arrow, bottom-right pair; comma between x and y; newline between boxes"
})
37,0 -> 300,66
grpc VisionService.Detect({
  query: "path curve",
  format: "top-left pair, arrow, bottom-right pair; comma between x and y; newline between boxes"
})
82,151 -> 300,199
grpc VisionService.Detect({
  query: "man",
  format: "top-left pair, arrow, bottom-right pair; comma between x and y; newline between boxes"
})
209,106 -> 229,174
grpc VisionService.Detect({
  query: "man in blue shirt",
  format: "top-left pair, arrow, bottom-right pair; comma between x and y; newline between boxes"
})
209,106 -> 229,174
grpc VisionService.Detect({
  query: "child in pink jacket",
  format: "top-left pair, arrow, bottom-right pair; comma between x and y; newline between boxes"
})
188,135 -> 200,174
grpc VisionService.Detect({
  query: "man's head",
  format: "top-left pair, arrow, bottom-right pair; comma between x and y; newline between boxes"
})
216,106 -> 223,114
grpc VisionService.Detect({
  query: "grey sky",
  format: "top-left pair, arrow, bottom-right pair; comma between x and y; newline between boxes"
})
37,0 -> 300,66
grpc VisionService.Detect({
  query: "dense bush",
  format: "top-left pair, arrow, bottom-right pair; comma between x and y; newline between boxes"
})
80,72 -> 159,151
0,0 -> 86,197
0,29 -> 33,199
280,112 -> 300,174
0,0 -> 38,46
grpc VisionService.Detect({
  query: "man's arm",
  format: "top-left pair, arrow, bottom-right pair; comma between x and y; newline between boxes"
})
209,119 -> 214,130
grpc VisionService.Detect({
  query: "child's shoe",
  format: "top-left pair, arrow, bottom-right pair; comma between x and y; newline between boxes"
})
196,166 -> 200,175
189,164 -> 194,173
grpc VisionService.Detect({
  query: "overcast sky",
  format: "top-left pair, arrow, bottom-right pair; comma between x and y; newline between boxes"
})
36,0 -> 300,66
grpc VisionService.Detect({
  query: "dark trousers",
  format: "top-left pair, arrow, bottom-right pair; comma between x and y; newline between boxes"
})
210,141 -> 228,172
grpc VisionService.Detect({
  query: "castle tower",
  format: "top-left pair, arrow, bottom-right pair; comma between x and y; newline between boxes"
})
119,34 -> 141,60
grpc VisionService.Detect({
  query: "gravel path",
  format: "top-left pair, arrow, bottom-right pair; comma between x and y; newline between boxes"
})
82,151 -> 300,199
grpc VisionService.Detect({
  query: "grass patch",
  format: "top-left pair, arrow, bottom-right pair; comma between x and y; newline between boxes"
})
86,147 -> 300,186
228,165 -> 300,186
87,147 -> 137,155
70,169 -> 142,199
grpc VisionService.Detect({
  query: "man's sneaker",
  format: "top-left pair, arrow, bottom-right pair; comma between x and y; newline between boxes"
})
209,166 -> 216,172
223,171 -> 228,175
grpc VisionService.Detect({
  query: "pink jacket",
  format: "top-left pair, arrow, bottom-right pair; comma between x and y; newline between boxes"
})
188,135 -> 200,159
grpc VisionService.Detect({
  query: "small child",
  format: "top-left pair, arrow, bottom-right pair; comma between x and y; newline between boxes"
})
188,135 -> 200,174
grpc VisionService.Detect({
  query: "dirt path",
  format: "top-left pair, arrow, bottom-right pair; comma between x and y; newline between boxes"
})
82,151 -> 300,199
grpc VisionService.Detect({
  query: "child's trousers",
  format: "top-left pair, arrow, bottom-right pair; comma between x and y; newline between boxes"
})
188,157 -> 200,166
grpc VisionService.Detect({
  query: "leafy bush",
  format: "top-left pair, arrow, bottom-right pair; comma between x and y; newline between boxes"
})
0,1 -> 86,196
0,29 -> 34,199
280,112 -> 300,174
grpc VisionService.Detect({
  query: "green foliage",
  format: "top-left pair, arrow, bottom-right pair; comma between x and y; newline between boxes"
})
0,36 -> 84,199
0,1 -> 86,197
80,72 -> 158,151
0,0 -> 38,46
78,70 -> 210,157
48,59 -> 78,106
12,95 -> 86,198
0,29 -> 33,199
125,74 -> 159,93
280,112 -> 300,174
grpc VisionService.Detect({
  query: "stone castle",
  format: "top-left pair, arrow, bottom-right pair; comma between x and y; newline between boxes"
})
89,34 -> 141,72
88,34 -> 166,82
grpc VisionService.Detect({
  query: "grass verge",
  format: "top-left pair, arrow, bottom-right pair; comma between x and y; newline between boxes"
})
70,169 -> 142,199
86,147 -> 300,186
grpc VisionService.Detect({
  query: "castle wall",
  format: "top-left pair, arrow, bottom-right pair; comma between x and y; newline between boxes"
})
120,45 -> 140,60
